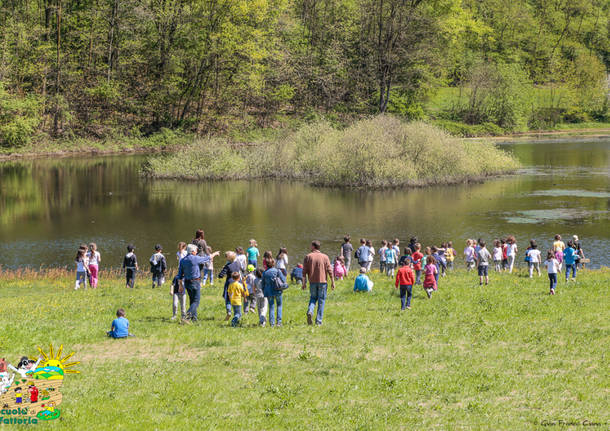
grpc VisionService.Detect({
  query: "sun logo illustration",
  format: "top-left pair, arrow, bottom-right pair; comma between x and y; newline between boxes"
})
32,344 -> 80,380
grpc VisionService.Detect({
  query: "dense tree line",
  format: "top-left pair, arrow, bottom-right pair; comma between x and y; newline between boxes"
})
0,0 -> 608,146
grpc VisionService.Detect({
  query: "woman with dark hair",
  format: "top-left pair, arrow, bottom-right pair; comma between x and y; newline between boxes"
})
192,229 -> 207,255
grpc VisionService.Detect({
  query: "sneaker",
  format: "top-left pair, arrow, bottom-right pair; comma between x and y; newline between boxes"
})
225,313 -> 231,321
260,321 -> 266,327
276,323 -> 283,327
307,313 -> 313,326
406,306 -> 411,310
170,316 -> 177,321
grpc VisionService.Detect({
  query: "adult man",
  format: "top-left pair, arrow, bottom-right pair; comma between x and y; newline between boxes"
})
178,244 -> 219,322
302,240 -> 334,326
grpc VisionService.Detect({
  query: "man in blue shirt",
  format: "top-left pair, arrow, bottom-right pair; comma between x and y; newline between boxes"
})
178,244 -> 219,321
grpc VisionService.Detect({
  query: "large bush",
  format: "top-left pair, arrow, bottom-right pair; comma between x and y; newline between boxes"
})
147,115 -> 519,188
0,84 -> 42,148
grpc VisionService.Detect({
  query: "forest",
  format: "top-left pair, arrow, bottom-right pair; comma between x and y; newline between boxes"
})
0,0 -> 608,147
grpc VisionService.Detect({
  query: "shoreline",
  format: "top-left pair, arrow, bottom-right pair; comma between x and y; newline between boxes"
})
1,126 -> 608,163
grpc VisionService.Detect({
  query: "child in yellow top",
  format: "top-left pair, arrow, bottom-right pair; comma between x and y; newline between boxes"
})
227,272 -> 248,327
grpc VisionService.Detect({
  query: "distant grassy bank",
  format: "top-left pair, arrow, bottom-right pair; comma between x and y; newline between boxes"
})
0,268 -> 607,429
144,116 -> 520,188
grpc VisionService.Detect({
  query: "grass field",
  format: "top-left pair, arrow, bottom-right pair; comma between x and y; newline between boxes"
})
0,268 -> 608,430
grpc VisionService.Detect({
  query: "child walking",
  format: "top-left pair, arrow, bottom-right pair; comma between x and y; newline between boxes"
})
149,244 -> 167,288
244,264 -> 257,313
445,242 -> 456,270
218,251 -> 243,320
378,240 -> 388,273
341,235 -> 353,273
385,244 -> 398,277
545,251 -> 560,295
87,243 -> 101,288
464,240 -> 476,271
74,246 -> 89,290
412,243 -> 424,285
476,241 -> 492,286
227,272 -> 249,327
423,255 -> 438,299
492,240 -> 503,272
177,242 -> 187,261
276,248 -> 289,276
202,246 -> 215,286
395,260 -> 415,310
333,256 -> 347,280
247,239 -> 260,267
253,269 -> 268,326
122,244 -> 138,288
506,236 -> 518,273
526,240 -> 542,278
170,275 -> 187,321
107,308 -> 132,338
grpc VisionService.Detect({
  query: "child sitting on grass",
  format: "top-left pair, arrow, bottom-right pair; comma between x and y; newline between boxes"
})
227,272 -> 248,327
107,308 -> 133,338
395,260 -> 415,310
423,255 -> 438,299
353,267 -> 373,292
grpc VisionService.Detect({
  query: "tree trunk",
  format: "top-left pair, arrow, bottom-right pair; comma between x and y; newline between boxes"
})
54,0 -> 62,135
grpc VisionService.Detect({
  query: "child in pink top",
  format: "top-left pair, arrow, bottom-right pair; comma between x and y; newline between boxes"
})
423,255 -> 438,299
333,256 -> 347,280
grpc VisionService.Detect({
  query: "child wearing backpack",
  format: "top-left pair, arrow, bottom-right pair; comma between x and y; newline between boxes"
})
150,244 -> 167,289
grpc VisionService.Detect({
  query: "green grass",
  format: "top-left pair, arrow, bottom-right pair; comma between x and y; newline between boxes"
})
0,268 -> 608,429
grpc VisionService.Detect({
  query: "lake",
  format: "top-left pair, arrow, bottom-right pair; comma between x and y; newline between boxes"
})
0,137 -> 608,269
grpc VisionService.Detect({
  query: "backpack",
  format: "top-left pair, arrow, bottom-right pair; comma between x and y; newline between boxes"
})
274,271 -> 289,291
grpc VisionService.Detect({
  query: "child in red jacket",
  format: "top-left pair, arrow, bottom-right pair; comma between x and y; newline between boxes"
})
395,260 -> 415,310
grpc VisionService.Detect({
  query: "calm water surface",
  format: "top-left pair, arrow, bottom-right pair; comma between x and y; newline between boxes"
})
0,138 -> 608,269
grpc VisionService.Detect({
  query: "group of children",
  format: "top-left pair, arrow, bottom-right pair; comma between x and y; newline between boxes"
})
87,233 -> 586,336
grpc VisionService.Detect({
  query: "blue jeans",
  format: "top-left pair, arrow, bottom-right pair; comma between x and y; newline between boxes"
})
548,273 -> 557,291
202,269 -> 213,285
267,294 -> 283,326
248,259 -> 257,267
231,305 -> 242,327
185,279 -> 201,320
400,285 -> 412,309
308,283 -> 327,324
415,269 -> 422,285
565,263 -> 577,280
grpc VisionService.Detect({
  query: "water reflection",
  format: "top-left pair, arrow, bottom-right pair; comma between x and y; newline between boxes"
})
0,139 -> 608,269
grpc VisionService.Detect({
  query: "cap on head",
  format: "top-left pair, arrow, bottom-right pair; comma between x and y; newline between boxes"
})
155,244 -> 162,251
